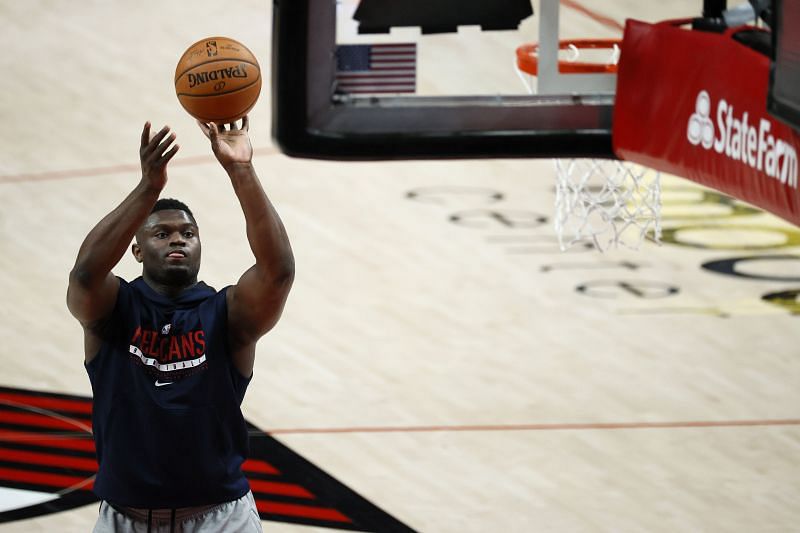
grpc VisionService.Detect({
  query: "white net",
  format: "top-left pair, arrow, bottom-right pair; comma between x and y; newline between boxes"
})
514,39 -> 662,252
553,158 -> 661,251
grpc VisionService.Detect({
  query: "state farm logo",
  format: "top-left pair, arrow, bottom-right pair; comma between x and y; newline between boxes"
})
687,90 -> 797,189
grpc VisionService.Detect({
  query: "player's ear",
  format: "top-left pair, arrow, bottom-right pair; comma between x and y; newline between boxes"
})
131,243 -> 143,263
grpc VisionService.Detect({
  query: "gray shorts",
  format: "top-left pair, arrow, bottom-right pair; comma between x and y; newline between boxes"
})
93,491 -> 263,533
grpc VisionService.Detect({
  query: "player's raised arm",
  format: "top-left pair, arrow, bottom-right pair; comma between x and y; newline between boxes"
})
197,117 -> 294,377
67,123 -> 179,334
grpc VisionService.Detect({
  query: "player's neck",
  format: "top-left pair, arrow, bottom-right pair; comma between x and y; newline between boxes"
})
142,273 -> 199,299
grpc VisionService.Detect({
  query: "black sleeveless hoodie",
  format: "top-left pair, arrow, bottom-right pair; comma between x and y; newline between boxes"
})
86,276 -> 251,508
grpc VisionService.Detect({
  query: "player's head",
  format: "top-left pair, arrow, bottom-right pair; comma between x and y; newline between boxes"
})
132,198 -> 201,287
150,198 -> 197,223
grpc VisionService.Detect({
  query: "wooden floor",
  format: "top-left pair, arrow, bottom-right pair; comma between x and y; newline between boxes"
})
1,1 -> 799,531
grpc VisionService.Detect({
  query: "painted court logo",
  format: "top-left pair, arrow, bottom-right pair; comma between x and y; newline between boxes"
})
687,90 -> 798,189
0,385 -> 414,532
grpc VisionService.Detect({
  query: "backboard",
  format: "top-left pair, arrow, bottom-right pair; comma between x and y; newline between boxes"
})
272,1 -> 796,165
272,0 -> 627,160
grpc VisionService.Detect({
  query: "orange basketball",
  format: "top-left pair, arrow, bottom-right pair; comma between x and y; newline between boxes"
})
174,36 -> 261,124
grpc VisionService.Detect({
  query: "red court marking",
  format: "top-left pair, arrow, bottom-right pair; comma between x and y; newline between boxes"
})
0,147 -> 278,185
0,466 -> 94,490
0,163 -> 142,184
0,448 -> 97,472
266,418 -> 800,435
255,501 -> 351,523
242,458 -> 280,475
561,0 -> 625,33
249,479 -> 314,499
0,411 -> 88,432
0,393 -> 92,416
0,431 -> 95,452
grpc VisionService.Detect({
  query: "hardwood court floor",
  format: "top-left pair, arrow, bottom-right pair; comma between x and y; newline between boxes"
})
1,1 -> 798,532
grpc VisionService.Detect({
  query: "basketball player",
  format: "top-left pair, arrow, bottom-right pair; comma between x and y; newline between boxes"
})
66,117 -> 294,532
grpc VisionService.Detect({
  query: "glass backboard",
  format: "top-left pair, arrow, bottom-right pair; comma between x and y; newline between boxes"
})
271,0 -> 771,160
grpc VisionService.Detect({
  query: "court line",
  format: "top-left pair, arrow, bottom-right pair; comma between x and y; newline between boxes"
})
561,0 -> 625,33
6,418 -> 798,439
0,146 -> 279,185
264,418 -> 800,435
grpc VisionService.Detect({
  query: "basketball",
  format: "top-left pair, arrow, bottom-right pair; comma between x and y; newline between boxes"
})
174,36 -> 261,124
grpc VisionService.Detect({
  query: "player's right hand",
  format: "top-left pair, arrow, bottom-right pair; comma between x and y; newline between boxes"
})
140,122 -> 179,190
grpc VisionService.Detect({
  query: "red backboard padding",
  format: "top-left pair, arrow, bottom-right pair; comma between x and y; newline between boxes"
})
613,19 -> 800,226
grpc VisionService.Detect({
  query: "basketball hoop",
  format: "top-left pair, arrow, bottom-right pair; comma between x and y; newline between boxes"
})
516,39 -> 621,75
515,39 -> 662,252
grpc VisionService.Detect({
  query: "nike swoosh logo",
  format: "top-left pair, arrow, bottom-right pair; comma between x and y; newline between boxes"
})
154,380 -> 174,387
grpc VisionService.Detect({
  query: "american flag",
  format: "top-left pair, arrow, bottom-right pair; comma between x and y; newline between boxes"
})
335,43 -> 417,94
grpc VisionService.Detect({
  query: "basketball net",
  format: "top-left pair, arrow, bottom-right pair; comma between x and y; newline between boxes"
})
515,40 -> 662,252
553,158 -> 661,251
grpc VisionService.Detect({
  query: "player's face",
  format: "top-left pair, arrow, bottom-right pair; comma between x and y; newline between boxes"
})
133,210 -> 201,286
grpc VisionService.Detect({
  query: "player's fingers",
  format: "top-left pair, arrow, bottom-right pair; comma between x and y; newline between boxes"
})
144,126 -> 171,154
157,144 -> 180,166
197,120 -> 212,139
241,115 -> 249,132
228,121 -> 236,131
145,132 -> 176,164
140,122 -> 151,149
161,132 -> 177,152
209,122 -> 219,140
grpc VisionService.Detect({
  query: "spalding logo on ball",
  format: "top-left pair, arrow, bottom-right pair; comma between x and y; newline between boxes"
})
175,36 -> 261,124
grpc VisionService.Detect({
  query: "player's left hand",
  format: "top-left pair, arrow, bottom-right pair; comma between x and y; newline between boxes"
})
198,116 -> 253,169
